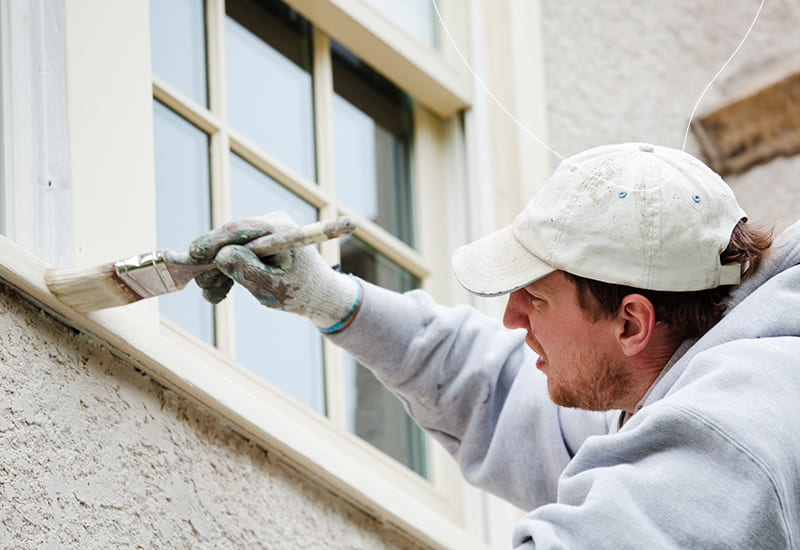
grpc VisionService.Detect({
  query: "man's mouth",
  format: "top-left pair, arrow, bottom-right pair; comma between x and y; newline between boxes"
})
525,334 -> 546,370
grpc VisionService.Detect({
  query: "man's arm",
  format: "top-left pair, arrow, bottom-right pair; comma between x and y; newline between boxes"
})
328,280 -> 615,510
188,213 -> 614,510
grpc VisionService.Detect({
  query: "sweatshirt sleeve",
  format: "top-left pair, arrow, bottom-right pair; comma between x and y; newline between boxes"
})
328,281 -> 614,510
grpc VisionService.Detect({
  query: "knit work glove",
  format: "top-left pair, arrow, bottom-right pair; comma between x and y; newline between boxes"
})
188,212 -> 362,334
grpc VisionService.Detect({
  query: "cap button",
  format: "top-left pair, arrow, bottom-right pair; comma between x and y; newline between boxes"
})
639,143 -> 655,152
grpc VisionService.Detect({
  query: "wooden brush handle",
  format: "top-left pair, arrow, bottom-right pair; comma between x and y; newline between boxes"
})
245,216 -> 356,258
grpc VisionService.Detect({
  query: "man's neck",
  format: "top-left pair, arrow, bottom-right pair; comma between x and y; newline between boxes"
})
620,328 -> 682,413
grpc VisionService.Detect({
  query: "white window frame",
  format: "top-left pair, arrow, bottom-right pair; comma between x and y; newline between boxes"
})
0,0 -> 546,548
151,0 -> 470,526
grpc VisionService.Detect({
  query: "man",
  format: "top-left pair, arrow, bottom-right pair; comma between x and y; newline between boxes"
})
190,143 -> 800,548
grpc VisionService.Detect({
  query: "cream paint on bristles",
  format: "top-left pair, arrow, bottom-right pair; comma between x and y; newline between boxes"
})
44,263 -> 141,313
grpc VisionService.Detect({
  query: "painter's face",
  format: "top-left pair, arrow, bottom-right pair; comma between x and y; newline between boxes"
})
502,271 -> 632,411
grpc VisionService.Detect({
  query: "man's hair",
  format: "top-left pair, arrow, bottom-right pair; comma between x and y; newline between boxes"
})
564,220 -> 774,340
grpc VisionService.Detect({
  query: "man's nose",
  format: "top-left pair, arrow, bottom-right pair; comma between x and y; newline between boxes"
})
503,289 -> 530,330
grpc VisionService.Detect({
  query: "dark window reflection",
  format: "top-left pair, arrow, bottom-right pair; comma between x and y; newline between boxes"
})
332,40 -> 415,247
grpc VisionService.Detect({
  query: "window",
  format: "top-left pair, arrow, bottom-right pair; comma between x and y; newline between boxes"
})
228,152 -> 325,412
153,100 -> 214,344
150,0 -> 431,477
225,0 -> 316,181
149,0 -> 208,107
332,39 -> 415,245
3,0 -> 504,545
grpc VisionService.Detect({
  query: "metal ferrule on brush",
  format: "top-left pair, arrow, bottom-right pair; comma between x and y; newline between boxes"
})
114,250 -> 180,299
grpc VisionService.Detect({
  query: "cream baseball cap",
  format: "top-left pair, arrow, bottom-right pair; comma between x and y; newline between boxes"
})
452,143 -> 747,296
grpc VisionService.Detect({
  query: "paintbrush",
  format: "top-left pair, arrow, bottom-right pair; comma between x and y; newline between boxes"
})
44,216 -> 356,314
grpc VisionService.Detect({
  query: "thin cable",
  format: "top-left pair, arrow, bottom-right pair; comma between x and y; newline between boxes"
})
430,0 -> 566,162
430,0 -> 765,189
679,0 -> 765,152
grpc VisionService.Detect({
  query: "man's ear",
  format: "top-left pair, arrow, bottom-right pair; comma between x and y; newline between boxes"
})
616,294 -> 656,357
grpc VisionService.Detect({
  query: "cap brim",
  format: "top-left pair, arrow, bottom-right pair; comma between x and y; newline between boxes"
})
452,225 -> 555,297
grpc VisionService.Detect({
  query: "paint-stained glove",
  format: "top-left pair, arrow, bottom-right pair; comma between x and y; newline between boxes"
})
188,212 -> 362,334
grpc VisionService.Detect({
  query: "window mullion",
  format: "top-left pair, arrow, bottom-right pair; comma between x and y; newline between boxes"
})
312,27 -> 335,199
206,0 -> 226,119
205,0 -> 235,356
311,26 -> 347,427
209,130 -> 234,356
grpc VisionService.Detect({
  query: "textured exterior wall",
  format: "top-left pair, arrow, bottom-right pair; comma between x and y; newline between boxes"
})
539,0 -> 800,233
0,282 -> 426,550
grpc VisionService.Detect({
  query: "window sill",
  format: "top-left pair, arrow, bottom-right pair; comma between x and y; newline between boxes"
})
0,234 -> 490,550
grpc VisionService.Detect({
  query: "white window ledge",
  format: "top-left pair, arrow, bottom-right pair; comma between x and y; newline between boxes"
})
0,234 -> 491,550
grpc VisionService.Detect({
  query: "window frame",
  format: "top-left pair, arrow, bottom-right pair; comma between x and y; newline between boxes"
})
150,0 -> 481,544
153,0 -> 457,498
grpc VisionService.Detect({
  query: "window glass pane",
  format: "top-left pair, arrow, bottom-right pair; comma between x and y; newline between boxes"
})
332,41 -> 414,247
229,153 -> 325,414
225,0 -> 316,182
153,100 -> 214,344
149,0 -> 208,107
339,237 -> 427,477
363,0 -> 439,49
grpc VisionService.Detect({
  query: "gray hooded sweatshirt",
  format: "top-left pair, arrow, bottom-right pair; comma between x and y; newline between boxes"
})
330,220 -> 800,549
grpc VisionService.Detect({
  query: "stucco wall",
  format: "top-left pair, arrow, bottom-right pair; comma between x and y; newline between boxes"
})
539,0 -> 800,233
0,282 -> 426,550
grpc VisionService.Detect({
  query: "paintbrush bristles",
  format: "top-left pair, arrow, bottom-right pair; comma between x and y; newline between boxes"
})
44,263 -> 141,313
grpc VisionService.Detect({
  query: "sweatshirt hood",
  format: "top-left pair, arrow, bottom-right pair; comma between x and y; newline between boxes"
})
642,219 -> 800,407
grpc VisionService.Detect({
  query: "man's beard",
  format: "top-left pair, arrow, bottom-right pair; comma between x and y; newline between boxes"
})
547,354 -> 634,411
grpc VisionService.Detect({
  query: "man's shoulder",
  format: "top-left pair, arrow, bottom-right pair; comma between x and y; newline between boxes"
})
642,336 -> 800,486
